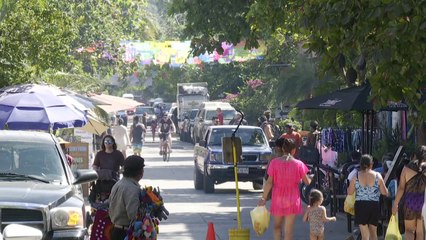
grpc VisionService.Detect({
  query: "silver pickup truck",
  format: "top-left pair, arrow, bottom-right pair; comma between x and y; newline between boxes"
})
193,125 -> 272,193
0,130 -> 98,239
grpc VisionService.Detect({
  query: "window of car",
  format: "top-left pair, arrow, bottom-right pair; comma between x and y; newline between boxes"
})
135,107 -> 155,115
205,109 -> 236,120
0,142 -> 66,183
209,128 -> 267,146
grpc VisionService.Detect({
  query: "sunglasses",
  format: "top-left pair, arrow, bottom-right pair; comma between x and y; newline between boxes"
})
104,139 -> 113,145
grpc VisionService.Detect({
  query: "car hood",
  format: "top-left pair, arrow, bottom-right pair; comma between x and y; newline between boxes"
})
209,145 -> 271,153
0,182 -> 74,207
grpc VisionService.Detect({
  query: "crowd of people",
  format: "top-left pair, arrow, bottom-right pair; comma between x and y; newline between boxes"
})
88,109 -> 176,239
253,109 -> 426,240
87,106 -> 426,240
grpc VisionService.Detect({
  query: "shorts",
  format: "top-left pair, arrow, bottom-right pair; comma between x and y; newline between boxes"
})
159,133 -> 169,141
355,200 -> 380,226
132,143 -> 143,153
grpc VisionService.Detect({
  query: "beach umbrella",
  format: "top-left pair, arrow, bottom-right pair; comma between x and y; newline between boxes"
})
0,91 -> 87,130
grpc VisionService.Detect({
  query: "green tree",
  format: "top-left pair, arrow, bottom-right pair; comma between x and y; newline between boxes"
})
0,0 -> 154,94
169,0 -> 426,142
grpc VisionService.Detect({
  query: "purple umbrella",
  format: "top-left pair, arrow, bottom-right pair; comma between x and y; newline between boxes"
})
0,91 -> 87,130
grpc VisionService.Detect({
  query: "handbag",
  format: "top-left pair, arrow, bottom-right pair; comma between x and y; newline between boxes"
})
250,206 -> 270,236
385,214 -> 402,240
344,193 -> 355,216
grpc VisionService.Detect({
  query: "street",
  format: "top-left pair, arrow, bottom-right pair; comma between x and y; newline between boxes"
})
123,132 -> 356,240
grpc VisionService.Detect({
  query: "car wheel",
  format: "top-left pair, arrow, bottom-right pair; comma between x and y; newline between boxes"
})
252,181 -> 263,190
203,170 -> 215,193
194,167 -> 204,190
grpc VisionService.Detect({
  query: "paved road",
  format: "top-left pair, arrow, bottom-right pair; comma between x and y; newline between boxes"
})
113,132 -> 360,240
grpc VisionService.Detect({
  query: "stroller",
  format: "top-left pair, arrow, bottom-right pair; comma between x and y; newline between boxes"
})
88,170 -> 118,240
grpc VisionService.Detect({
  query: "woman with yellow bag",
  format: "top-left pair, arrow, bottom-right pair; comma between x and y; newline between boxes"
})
347,154 -> 388,240
392,145 -> 426,240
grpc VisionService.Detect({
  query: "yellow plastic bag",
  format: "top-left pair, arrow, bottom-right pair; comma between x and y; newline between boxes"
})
344,193 -> 355,216
250,206 -> 270,236
385,215 -> 402,240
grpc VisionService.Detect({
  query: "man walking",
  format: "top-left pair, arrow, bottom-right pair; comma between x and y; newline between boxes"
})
130,116 -> 146,156
109,155 -> 145,239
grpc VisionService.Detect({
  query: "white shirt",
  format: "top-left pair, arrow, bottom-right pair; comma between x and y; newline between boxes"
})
321,147 -> 338,168
111,125 -> 130,150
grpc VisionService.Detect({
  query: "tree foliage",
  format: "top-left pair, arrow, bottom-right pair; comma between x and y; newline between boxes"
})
169,0 -> 426,121
0,0 -> 154,93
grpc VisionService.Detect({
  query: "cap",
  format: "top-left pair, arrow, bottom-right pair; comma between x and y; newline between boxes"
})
124,155 -> 145,173
285,123 -> 293,128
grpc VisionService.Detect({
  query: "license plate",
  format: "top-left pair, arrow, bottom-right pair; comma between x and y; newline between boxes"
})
237,167 -> 249,174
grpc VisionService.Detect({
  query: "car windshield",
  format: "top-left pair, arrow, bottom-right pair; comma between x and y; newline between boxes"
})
209,128 -> 267,146
135,107 -> 155,115
206,109 -> 236,120
0,142 -> 66,183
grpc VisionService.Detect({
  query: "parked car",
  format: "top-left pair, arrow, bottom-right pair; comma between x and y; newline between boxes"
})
193,125 -> 272,193
0,130 -> 98,239
192,102 -> 236,143
134,106 -> 156,125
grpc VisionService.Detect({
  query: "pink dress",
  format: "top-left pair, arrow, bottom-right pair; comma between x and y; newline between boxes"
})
267,157 -> 309,216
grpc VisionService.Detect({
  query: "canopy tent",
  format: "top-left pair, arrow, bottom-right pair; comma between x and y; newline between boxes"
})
295,83 -> 373,111
87,93 -> 143,114
295,82 -> 408,154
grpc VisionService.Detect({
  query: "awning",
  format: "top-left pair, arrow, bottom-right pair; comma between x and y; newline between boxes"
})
87,93 -> 143,114
78,112 -> 109,135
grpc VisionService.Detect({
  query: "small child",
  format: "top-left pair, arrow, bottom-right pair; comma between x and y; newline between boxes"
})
303,189 -> 336,240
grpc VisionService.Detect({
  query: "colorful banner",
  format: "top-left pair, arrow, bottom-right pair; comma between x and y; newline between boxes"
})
120,40 -> 265,67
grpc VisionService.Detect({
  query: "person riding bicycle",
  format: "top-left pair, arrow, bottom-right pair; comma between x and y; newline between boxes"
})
158,114 -> 175,155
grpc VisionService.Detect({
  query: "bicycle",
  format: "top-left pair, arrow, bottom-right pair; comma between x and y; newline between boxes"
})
299,162 -> 342,207
160,132 -> 170,162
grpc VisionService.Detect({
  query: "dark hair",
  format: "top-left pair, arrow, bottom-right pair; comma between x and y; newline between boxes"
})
310,121 -> 318,129
351,151 -> 362,162
275,137 -> 285,149
282,138 -> 296,154
415,145 -> 426,163
133,116 -> 139,124
101,134 -> 117,151
118,118 -> 123,125
360,154 -> 373,170
309,189 -> 323,206
123,155 -> 145,177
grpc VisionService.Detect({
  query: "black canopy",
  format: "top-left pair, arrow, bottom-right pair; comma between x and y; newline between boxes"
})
295,83 -> 373,111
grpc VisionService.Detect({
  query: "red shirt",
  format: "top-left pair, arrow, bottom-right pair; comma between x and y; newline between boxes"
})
217,112 -> 224,125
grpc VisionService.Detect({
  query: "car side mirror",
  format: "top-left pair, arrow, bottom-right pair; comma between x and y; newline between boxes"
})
199,140 -> 206,146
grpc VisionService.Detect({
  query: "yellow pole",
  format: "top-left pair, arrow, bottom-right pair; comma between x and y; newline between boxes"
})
232,138 -> 242,229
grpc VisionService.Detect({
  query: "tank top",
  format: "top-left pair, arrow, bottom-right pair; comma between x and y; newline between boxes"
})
355,172 -> 380,201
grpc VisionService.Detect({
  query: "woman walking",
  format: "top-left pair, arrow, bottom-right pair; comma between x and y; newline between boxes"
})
392,145 -> 426,240
347,154 -> 388,240
258,138 -> 311,240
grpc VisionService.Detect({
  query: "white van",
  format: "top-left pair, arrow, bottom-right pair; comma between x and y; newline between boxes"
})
192,101 -> 236,143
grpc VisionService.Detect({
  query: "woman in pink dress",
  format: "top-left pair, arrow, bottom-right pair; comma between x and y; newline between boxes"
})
259,138 -> 311,240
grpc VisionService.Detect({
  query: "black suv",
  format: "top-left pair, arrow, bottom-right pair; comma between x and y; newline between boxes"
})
0,130 -> 98,239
